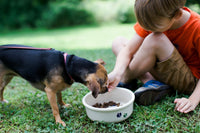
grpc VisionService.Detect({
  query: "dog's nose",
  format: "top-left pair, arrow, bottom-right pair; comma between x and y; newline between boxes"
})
105,87 -> 108,92
99,87 -> 108,94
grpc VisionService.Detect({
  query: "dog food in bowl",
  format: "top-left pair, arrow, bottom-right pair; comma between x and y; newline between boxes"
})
82,87 -> 135,123
93,101 -> 120,108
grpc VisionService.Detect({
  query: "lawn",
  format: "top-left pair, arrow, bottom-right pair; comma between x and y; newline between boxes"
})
0,24 -> 200,132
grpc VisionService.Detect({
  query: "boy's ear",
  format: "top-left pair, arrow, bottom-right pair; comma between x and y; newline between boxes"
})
174,10 -> 182,20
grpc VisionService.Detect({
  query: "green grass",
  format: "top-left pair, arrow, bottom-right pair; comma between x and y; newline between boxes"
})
0,24 -> 200,132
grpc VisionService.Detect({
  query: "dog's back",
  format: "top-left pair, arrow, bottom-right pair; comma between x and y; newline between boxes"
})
0,44 -> 64,83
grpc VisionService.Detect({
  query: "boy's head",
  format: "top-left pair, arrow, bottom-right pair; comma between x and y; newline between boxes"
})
134,0 -> 186,32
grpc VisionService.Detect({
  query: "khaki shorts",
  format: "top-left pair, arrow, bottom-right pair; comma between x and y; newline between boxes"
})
150,48 -> 197,94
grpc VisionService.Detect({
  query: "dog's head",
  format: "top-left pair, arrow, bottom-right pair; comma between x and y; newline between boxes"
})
85,59 -> 108,98
65,55 -> 108,98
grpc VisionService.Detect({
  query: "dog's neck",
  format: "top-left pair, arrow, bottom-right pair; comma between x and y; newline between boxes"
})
63,53 -> 74,84
65,54 -> 97,84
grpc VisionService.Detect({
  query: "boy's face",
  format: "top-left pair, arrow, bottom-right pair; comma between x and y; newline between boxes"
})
149,18 -> 175,33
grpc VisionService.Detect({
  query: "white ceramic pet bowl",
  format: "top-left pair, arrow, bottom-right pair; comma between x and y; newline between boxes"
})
82,87 -> 135,122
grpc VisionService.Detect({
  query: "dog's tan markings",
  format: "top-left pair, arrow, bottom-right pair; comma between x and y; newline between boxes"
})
85,63 -> 108,98
47,75 -> 68,91
44,86 -> 66,127
95,59 -> 108,87
94,59 -> 106,65
86,74 -> 100,98
1,76 -> 13,102
0,64 -> 15,103
46,67 -> 71,92
56,92 -> 70,107
43,67 -> 72,126
96,64 -> 108,92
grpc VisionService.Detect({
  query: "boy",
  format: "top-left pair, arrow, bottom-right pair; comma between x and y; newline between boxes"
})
108,0 -> 200,113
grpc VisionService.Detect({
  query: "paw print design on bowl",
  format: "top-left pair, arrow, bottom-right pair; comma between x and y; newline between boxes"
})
117,112 -> 122,118
123,113 -> 127,118
117,112 -> 128,118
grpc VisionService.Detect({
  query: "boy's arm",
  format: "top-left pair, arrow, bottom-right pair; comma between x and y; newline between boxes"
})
108,34 -> 144,90
174,79 -> 200,113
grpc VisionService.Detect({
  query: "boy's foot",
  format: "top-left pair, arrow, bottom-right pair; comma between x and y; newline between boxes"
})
134,80 -> 171,106
117,79 -> 138,91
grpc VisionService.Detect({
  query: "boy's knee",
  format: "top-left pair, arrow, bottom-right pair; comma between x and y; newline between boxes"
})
112,36 -> 127,47
112,36 -> 128,54
143,33 -> 168,48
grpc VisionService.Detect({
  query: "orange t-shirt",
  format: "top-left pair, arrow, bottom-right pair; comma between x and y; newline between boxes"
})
134,7 -> 200,79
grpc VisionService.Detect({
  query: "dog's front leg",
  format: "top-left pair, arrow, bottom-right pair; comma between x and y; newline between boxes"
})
57,92 -> 70,108
45,87 -> 66,127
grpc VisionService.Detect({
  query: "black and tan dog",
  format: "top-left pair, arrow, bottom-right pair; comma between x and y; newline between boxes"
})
0,44 -> 108,126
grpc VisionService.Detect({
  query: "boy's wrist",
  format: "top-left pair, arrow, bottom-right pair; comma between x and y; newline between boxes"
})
188,80 -> 200,105
113,68 -> 124,79
189,95 -> 200,106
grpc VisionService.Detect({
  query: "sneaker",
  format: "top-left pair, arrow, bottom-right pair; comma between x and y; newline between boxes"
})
117,79 -> 138,91
134,80 -> 171,106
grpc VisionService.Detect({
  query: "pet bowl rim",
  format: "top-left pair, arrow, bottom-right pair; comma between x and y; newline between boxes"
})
82,87 -> 135,112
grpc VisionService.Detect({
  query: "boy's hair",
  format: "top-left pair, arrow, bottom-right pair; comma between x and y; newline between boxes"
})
134,0 -> 186,31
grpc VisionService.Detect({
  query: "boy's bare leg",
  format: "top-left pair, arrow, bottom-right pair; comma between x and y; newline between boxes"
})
127,33 -> 174,80
112,33 -> 174,105
112,36 -> 155,84
112,36 -> 142,86
112,36 -> 129,57
128,33 -> 174,105
138,72 -> 155,84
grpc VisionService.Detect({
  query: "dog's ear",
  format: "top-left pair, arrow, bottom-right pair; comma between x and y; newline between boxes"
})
86,75 -> 100,98
94,59 -> 106,66
88,80 -> 100,98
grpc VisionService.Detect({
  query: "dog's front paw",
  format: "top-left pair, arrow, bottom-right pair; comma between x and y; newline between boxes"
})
62,104 -> 71,108
1,99 -> 9,103
57,120 -> 66,127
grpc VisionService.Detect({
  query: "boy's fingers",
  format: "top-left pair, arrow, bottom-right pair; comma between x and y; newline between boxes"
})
184,106 -> 195,113
174,98 -> 187,111
108,85 -> 116,92
174,98 -> 180,103
174,99 -> 181,110
177,100 -> 187,111
183,107 -> 192,113
108,85 -> 113,91
179,103 -> 191,113
175,98 -> 196,113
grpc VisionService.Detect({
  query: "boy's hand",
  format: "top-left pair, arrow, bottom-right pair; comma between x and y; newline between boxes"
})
108,71 -> 121,91
174,98 -> 197,113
